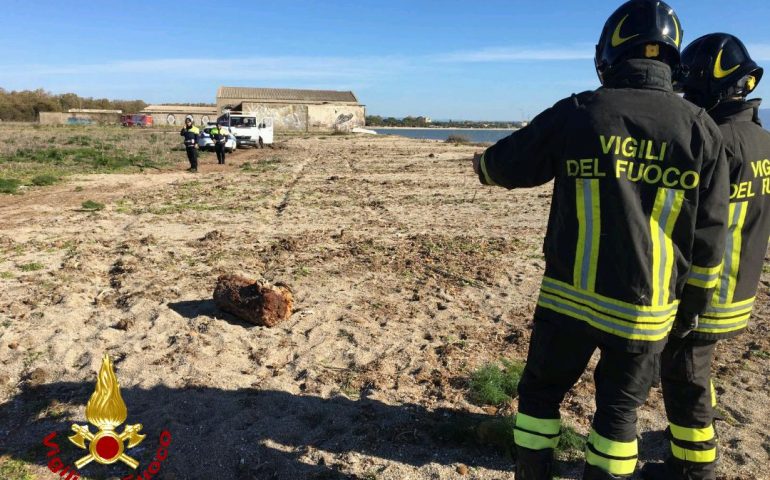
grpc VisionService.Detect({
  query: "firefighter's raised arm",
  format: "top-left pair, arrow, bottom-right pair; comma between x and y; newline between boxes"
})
474,98 -> 572,189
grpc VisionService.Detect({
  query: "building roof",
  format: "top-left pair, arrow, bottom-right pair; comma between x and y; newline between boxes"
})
217,87 -> 359,105
142,105 -> 217,114
68,109 -> 122,114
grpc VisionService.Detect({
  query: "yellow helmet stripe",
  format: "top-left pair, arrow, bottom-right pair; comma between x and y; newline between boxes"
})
714,49 -> 741,79
611,15 -> 640,47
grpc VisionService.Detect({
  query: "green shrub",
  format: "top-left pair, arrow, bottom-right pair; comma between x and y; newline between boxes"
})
446,134 -> 470,144
30,174 -> 59,186
0,178 -> 21,194
81,200 -> 105,211
469,359 -> 525,406
557,425 -> 587,457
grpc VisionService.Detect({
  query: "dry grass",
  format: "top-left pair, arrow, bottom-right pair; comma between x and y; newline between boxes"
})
0,124 -> 181,187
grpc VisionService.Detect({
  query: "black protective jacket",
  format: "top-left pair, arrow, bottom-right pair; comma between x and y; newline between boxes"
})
180,126 -> 200,148
211,126 -> 229,145
478,59 -> 729,352
694,99 -> 770,340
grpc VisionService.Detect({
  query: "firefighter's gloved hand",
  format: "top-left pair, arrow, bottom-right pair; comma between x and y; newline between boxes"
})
670,310 -> 699,338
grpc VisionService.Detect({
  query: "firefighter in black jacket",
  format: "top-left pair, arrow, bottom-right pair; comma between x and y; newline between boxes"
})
211,123 -> 229,165
472,1 -> 729,478
641,34 -> 770,480
180,116 -> 200,172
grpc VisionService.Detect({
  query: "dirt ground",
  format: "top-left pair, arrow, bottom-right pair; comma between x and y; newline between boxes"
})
0,134 -> 768,480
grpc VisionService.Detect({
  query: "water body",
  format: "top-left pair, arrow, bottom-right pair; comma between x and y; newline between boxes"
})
372,128 -> 513,144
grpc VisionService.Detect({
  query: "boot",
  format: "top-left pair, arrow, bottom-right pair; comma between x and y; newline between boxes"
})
639,458 -> 715,480
640,462 -> 671,479
583,463 -> 630,479
515,446 -> 554,480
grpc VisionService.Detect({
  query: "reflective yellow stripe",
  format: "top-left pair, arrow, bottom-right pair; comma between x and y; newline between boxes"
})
513,414 -> 560,450
479,153 -> 499,186
717,202 -> 748,304
514,429 -> 560,450
588,429 -> 638,457
699,294 -> 755,334
575,180 -> 587,288
539,292 -> 673,332
661,190 -> 684,304
574,179 -> 601,292
515,413 -> 560,435
710,380 -> 717,408
691,264 -> 723,276
650,188 -> 685,306
538,276 -> 677,342
707,296 -> 756,311
586,429 -> 638,475
686,263 -> 722,289
669,423 -> 715,443
541,277 -> 679,319
696,314 -> 750,334
670,443 -> 717,463
585,449 -> 638,475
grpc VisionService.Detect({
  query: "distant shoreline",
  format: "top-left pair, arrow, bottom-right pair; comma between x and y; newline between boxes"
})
370,126 -> 516,131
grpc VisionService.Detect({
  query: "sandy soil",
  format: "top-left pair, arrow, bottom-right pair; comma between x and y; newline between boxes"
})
0,134 -> 768,480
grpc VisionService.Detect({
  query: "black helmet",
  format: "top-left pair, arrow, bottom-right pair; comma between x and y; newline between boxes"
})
595,0 -> 683,84
676,33 -> 763,109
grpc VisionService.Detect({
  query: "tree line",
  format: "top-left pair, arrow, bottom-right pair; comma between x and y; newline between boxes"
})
0,88 -> 147,122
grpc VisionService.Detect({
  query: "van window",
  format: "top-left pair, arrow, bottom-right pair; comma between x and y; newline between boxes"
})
229,117 -> 257,128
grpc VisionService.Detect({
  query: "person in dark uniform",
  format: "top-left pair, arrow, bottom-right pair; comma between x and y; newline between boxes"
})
210,123 -> 229,165
641,33 -> 770,480
180,116 -> 200,172
471,1 -> 729,478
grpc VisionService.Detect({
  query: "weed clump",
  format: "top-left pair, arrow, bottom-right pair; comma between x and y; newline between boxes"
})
30,174 -> 59,186
469,359 -> 525,406
81,200 -> 105,211
18,262 -> 44,272
0,178 -> 21,194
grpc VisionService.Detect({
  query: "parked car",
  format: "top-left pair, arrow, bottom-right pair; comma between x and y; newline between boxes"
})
198,126 -> 237,152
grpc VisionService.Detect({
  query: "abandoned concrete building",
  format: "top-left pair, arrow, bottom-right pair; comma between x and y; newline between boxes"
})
216,87 -> 365,132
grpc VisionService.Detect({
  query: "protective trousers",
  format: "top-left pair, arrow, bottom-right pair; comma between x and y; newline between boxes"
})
659,337 -> 718,479
515,316 -> 656,479
186,146 -> 198,170
215,142 -> 226,164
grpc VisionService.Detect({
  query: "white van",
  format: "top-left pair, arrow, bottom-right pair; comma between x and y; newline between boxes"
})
216,113 -> 273,148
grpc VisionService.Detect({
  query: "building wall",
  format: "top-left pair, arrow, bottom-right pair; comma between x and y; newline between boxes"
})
39,112 -> 121,125
145,112 -> 216,127
307,104 -> 365,132
234,102 -> 365,132
240,103 -> 308,131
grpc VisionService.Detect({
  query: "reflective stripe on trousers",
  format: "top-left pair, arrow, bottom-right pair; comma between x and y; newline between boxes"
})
668,422 -> 718,464
513,413 -> 561,450
585,428 -> 638,476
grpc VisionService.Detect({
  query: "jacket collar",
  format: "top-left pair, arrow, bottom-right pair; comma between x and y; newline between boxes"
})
710,99 -> 763,126
603,59 -> 674,92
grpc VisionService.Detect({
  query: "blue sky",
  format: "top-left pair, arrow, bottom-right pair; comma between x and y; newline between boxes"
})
2,0 -> 770,120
